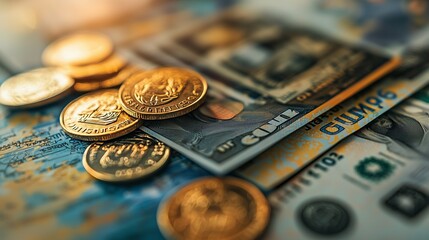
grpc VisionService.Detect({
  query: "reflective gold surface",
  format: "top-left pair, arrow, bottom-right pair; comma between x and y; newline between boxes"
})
60,89 -> 141,141
119,67 -> 208,120
82,131 -> 170,182
65,54 -> 127,80
0,68 -> 74,108
157,177 -> 270,240
42,32 -> 114,66
73,66 -> 140,92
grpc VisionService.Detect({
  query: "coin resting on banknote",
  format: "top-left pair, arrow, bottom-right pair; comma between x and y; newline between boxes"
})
119,67 -> 208,120
42,32 -> 114,67
60,89 -> 141,141
157,177 -> 270,240
82,131 -> 170,181
0,68 -> 74,108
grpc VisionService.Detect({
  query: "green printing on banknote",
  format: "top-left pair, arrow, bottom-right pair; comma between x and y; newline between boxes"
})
265,86 -> 429,239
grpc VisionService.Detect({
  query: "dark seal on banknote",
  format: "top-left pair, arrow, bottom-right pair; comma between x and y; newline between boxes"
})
384,184 -> 429,218
298,198 -> 352,235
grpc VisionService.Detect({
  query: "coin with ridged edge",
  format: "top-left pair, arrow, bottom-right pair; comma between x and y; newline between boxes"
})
157,177 -> 270,240
74,66 -> 141,92
60,89 -> 141,141
119,67 -> 208,120
42,32 -> 114,66
65,54 -> 127,80
0,68 -> 74,108
82,130 -> 170,182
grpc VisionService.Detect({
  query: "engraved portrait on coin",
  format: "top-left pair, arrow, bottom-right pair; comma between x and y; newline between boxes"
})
82,131 -> 170,181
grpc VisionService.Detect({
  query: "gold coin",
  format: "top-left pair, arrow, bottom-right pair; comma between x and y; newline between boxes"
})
157,177 -> 270,240
60,89 -> 141,141
82,130 -> 170,182
73,66 -> 141,92
42,32 -> 114,66
119,67 -> 208,120
0,68 -> 74,108
65,54 -> 127,80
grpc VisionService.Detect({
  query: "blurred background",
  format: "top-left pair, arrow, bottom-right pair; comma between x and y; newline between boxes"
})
2,0 -> 429,73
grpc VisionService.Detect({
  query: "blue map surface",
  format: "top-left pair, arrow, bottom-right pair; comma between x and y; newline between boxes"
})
0,82 -> 212,239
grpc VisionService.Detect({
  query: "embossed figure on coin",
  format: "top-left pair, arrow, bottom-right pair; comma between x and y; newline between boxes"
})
82,131 -> 170,181
157,177 -> 270,240
178,181 -> 252,233
119,67 -> 208,120
60,89 -> 141,141
98,136 -> 165,169
78,94 -> 121,125
134,75 -> 187,106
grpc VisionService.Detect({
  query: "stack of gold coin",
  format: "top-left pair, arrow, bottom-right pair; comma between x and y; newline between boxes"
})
157,177 -> 270,240
40,32 -> 209,182
42,32 -> 132,92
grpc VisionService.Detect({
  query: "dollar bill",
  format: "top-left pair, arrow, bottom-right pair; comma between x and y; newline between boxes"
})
132,8 -> 399,174
236,50 -> 429,190
264,87 -> 429,239
246,0 -> 429,56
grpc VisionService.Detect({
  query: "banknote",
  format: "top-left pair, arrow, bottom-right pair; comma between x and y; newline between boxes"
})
264,87 -> 429,239
132,8 -> 399,174
245,0 -> 429,56
236,50 -> 429,190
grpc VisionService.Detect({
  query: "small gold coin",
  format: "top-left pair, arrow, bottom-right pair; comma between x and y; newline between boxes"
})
0,68 -> 74,108
60,89 -> 141,141
157,177 -> 270,240
65,54 -> 127,80
73,66 -> 141,92
42,32 -> 114,66
82,130 -> 170,182
119,67 -> 208,120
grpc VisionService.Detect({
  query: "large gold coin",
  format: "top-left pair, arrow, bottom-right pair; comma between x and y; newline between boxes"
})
60,89 -> 141,141
42,32 -> 114,66
73,66 -> 141,92
82,130 -> 170,182
0,68 -> 74,108
119,67 -> 208,120
65,54 -> 127,80
157,177 -> 270,240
